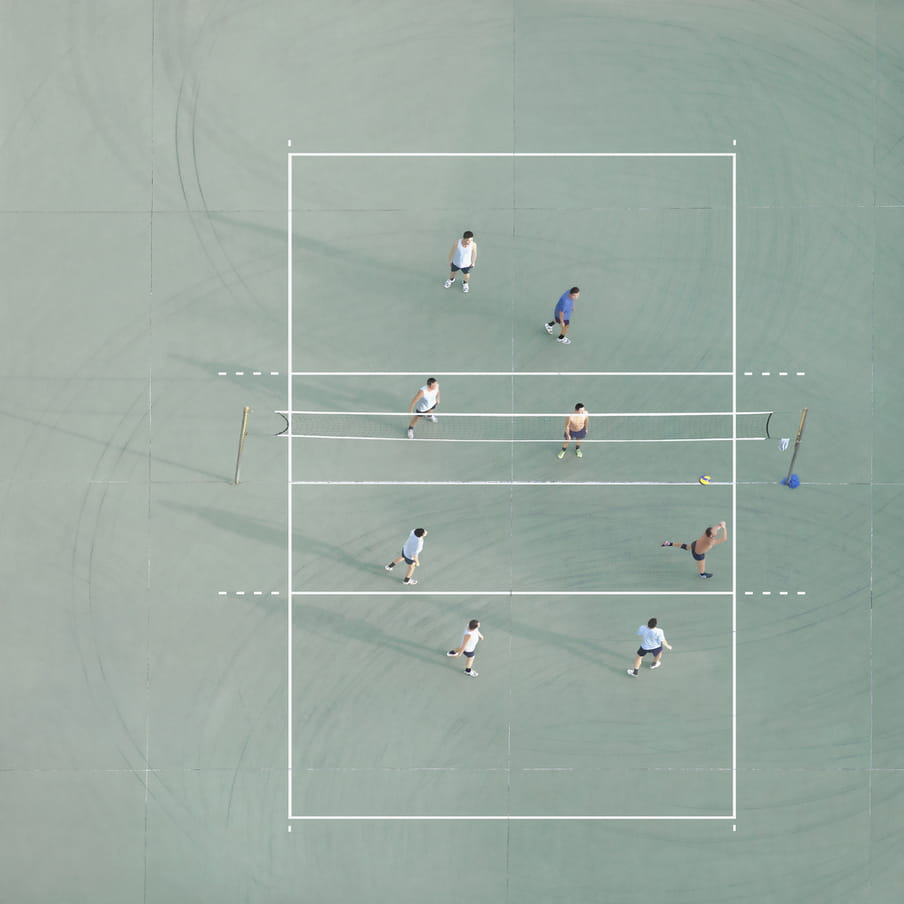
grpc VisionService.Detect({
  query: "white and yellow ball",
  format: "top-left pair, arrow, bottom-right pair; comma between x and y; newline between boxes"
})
698,475 -> 712,485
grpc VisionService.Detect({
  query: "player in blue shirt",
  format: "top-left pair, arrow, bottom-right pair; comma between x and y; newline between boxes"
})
544,287 -> 581,344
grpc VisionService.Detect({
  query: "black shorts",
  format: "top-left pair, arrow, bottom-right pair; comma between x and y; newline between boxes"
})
691,541 -> 705,562
450,264 -> 472,274
637,646 -> 662,658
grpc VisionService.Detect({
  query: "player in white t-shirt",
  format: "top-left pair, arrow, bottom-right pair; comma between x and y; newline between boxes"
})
627,617 -> 673,676
385,528 -> 427,585
447,619 -> 484,677
406,378 -> 441,439
443,230 -> 477,293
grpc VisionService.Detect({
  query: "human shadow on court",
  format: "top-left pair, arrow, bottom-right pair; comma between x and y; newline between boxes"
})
416,595 -> 624,669
292,601 -> 443,669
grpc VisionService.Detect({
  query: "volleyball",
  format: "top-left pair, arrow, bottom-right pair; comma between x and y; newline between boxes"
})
698,475 -> 712,485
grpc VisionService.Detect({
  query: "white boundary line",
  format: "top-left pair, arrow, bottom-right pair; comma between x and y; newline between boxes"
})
730,152 -> 738,819
284,437 -> 763,445
289,371 -> 733,377
291,591 -> 731,597
289,480 -> 736,487
286,148 -> 295,821
287,149 -> 737,822
280,410 -> 767,417
287,815 -> 735,821
289,152 -> 734,158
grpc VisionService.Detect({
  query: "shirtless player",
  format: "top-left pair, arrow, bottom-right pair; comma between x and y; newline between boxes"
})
660,521 -> 727,579
557,403 -> 589,459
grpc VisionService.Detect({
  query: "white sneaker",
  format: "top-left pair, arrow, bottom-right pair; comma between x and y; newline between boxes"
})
446,650 -> 457,657
407,427 -> 414,439
384,563 -> 395,571
557,336 -> 571,345
544,322 -> 554,335
650,661 -> 662,670
427,414 -> 438,423
462,282 -> 470,293
464,669 -> 478,677
626,669 -> 638,677
403,578 -> 417,585
444,279 -> 454,288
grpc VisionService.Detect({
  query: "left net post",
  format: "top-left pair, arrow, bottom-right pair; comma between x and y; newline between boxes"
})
234,406 -> 251,485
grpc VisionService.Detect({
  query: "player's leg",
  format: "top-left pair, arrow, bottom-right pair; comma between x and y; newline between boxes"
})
464,653 -> 477,676
444,264 -> 458,288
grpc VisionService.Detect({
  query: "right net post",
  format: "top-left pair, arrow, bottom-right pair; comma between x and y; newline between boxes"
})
783,407 -> 808,486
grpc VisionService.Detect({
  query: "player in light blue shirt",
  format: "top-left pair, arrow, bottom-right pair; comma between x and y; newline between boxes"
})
544,287 -> 581,344
627,618 -> 673,676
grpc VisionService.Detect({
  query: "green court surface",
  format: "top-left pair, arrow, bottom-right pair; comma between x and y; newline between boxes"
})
2,2 -> 903,902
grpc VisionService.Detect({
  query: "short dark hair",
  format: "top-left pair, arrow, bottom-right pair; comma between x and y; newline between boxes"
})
705,527 -> 714,537
647,618 -> 658,628
468,619 -> 480,630
574,402 -> 585,411
463,230 -> 474,239
569,286 -> 580,294
426,378 -> 437,386
414,528 -> 426,537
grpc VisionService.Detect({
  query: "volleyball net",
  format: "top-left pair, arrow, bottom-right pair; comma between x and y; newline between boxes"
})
277,410 -> 780,443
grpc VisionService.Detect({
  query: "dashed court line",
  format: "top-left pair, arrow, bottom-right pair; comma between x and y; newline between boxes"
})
219,590 -> 281,596
219,371 -> 281,376
743,591 -> 806,596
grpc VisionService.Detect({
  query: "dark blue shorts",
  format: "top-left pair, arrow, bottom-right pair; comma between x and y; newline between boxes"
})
463,649 -> 477,660
565,428 -> 587,440
691,541 -> 705,562
637,646 -> 663,658
401,551 -> 416,565
450,264 -> 472,274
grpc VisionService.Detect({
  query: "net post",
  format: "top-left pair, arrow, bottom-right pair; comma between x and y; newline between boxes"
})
783,407 -> 808,484
234,406 -> 251,485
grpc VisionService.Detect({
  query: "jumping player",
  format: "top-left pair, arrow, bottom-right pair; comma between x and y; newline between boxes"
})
660,521 -> 727,579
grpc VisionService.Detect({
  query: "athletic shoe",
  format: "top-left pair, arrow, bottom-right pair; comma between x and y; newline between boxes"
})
576,448 -> 583,458
626,669 -> 638,677
557,449 -> 566,460
407,427 -> 414,439
427,414 -> 438,423
385,563 -> 395,571
699,572 -> 713,579
462,283 -> 470,293
660,541 -> 673,547
650,661 -> 662,670
464,669 -> 478,677
446,650 -> 457,656
444,279 -> 454,288
403,577 -> 418,585
557,336 -> 571,344
544,322 -> 555,335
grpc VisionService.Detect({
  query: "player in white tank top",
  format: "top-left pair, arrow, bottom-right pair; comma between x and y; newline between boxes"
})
406,378 -> 441,438
443,230 -> 477,293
